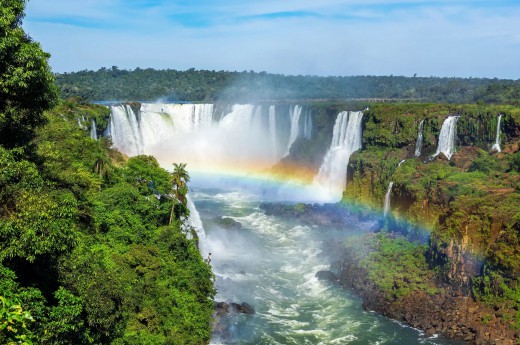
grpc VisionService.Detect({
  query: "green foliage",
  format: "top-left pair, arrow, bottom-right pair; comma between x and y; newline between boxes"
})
0,294 -> 34,345
472,268 -> 520,329
345,234 -> 434,299
468,151 -> 501,174
0,100 -> 215,344
0,0 -> 58,148
55,67 -> 520,105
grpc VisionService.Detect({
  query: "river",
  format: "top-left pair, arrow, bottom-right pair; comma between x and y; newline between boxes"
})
189,180 -> 461,345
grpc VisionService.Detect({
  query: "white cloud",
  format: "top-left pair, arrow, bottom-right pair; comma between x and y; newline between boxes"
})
23,0 -> 520,78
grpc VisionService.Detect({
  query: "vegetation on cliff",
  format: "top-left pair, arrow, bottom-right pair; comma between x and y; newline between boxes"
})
0,2 -> 215,344
342,102 -> 520,337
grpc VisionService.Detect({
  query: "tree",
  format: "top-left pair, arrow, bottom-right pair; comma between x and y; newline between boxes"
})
0,0 -> 58,148
169,163 -> 190,224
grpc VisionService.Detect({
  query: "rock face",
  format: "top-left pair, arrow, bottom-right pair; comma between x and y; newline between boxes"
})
337,244 -> 520,344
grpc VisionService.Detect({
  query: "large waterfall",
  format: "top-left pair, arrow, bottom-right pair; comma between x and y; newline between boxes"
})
414,120 -> 424,157
105,103 -> 313,174
313,111 -> 364,201
492,114 -> 502,153
432,116 -> 459,160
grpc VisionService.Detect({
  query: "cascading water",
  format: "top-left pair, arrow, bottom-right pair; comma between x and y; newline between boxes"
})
104,105 -> 145,156
90,119 -> 98,140
303,109 -> 313,140
414,120 -> 425,157
384,181 -> 394,218
313,111 -> 364,201
105,103 -> 310,175
186,193 -> 206,248
432,116 -> 459,160
268,105 -> 277,159
492,114 -> 502,153
284,105 -> 303,157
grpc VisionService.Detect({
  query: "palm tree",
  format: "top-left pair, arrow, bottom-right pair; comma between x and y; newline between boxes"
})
169,163 -> 190,225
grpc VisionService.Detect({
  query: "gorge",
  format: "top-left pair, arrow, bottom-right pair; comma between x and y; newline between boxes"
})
99,101 -> 520,344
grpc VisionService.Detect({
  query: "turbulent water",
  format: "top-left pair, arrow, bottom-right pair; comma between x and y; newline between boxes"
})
106,103 -> 462,344
189,182 -> 460,345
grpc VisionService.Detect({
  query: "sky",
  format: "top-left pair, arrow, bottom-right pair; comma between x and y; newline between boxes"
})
23,0 -> 520,79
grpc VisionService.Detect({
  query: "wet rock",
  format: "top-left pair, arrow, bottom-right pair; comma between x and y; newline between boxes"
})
215,217 -> 243,230
315,270 -> 338,282
215,301 -> 255,315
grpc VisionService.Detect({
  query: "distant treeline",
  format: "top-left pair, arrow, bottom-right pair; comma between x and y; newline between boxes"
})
56,67 -> 520,104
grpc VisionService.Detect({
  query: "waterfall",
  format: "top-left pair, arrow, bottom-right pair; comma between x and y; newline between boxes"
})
90,119 -> 98,140
303,110 -> 313,140
284,105 -> 302,156
268,105 -> 278,159
432,116 -> 459,160
492,114 -> 502,152
105,105 -> 144,156
414,120 -> 424,157
313,111 -> 364,201
383,181 -> 393,218
186,194 -> 206,241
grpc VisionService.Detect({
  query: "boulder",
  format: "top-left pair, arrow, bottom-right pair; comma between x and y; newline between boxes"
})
315,270 -> 338,282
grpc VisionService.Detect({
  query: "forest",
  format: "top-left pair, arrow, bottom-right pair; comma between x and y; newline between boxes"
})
56,67 -> 520,104
1,2 -> 214,344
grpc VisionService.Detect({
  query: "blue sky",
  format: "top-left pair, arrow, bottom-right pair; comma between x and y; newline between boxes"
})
23,0 -> 520,78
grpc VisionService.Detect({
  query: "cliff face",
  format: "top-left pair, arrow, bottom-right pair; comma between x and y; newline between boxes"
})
338,103 -> 520,341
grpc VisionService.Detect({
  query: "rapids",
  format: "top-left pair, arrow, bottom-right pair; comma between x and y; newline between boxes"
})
189,182 -> 461,345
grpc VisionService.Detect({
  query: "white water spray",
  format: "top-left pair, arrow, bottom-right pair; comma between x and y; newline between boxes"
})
106,103 -> 300,174
186,194 -> 206,252
383,181 -> 393,218
414,120 -> 424,157
303,110 -> 313,140
432,116 -> 459,160
284,105 -> 303,157
90,119 -> 98,140
268,105 -> 277,159
105,105 -> 144,156
492,114 -> 502,153
313,111 -> 364,201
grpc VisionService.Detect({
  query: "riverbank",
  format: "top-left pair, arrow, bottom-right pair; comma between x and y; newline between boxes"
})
334,232 -> 520,345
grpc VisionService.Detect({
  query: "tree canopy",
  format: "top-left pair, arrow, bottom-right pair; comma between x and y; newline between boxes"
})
0,0 -> 58,148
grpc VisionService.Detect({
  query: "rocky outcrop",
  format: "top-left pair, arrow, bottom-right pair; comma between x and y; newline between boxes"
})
212,301 -> 255,341
260,202 -> 376,230
337,249 -> 520,344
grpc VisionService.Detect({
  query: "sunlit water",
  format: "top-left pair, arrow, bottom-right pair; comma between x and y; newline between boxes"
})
190,184 -> 463,345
